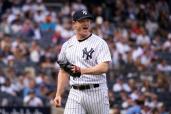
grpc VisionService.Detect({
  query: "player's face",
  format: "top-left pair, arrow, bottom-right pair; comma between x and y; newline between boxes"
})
73,18 -> 91,37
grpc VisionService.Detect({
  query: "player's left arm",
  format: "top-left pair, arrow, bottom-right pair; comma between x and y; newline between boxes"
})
81,61 -> 110,75
71,40 -> 111,76
81,40 -> 111,75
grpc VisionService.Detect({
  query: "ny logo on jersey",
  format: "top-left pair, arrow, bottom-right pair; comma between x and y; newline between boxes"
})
82,10 -> 87,15
82,48 -> 94,60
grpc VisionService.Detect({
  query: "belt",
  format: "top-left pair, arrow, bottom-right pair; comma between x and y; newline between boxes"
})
72,84 -> 99,90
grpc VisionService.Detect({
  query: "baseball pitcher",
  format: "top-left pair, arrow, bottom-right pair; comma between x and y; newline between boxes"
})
53,9 -> 112,114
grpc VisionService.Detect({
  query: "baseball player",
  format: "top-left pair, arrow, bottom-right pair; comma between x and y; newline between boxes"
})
53,9 -> 112,114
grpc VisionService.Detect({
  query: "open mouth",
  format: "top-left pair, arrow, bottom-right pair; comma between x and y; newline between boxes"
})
82,26 -> 88,30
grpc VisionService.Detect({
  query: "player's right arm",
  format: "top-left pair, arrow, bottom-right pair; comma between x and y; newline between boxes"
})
53,69 -> 69,107
53,42 -> 69,107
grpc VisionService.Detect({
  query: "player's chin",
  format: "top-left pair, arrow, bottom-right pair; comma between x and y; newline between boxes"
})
81,33 -> 88,38
81,29 -> 89,35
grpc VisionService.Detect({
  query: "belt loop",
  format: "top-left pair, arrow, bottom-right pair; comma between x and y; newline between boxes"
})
90,84 -> 94,88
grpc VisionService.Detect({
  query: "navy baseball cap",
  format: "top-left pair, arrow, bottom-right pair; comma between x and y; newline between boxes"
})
73,9 -> 93,21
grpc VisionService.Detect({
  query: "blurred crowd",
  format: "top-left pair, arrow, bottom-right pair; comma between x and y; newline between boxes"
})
0,0 -> 171,114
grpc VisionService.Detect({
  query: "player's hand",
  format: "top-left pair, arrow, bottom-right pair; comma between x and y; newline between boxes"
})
71,65 -> 81,74
53,95 -> 62,107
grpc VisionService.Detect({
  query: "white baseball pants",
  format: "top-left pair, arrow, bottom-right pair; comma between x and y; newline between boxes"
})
64,84 -> 109,114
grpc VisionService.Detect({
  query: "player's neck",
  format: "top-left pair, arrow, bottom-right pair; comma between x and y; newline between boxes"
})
76,33 -> 92,42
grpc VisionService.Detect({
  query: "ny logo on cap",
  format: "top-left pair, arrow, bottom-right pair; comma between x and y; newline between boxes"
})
82,10 -> 87,15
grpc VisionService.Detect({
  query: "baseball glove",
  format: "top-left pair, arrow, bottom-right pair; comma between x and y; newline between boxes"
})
57,60 -> 81,78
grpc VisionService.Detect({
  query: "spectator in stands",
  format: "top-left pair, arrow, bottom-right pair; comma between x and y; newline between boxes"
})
23,89 -> 43,107
108,90 -> 115,108
39,15 -> 56,31
0,69 -> 5,88
151,108 -> 160,114
157,59 -> 171,72
54,16 -> 74,40
29,41 -> 41,64
23,78 -> 38,97
1,78 -> 16,96
157,103 -> 168,114
111,105 -> 121,114
113,77 -> 131,93
126,99 -> 144,114
155,73 -> 169,92
120,91 -> 132,110
20,19 -> 34,38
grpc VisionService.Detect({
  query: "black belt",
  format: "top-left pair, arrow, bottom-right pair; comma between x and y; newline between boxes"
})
72,84 -> 99,90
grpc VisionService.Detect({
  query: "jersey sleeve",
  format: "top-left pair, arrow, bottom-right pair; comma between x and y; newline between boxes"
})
97,41 -> 112,64
57,43 -> 67,62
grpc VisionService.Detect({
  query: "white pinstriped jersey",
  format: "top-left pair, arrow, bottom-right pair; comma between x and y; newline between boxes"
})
58,33 -> 111,85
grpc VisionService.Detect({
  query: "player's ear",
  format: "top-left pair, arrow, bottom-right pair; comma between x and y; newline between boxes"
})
72,21 -> 76,25
72,21 -> 77,29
